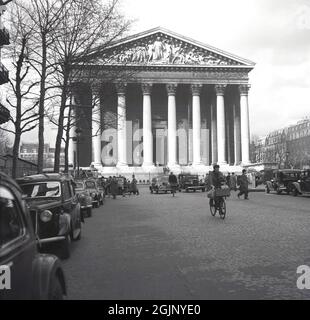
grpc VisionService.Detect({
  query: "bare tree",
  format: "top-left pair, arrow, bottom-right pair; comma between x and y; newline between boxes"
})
48,0 -> 131,172
1,3 -> 40,178
17,0 -> 71,173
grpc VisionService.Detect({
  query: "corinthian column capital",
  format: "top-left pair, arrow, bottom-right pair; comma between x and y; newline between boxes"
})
115,82 -> 127,95
141,83 -> 153,95
214,84 -> 227,96
191,84 -> 203,96
238,84 -> 251,95
166,83 -> 178,96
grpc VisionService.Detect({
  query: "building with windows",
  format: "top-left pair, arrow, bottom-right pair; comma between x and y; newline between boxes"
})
69,27 -> 255,176
19,142 -> 65,168
253,118 -> 310,169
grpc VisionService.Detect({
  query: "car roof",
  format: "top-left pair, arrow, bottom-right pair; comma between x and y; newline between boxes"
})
16,173 -> 71,183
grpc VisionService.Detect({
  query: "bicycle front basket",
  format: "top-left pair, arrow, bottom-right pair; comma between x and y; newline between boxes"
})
215,185 -> 230,197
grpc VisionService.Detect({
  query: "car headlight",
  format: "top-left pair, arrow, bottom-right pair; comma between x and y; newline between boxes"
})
40,210 -> 53,223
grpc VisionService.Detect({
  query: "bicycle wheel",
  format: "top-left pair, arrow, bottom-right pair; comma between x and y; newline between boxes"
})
210,200 -> 216,216
219,198 -> 226,219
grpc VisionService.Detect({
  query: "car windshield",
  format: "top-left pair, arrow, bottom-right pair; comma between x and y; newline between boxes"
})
75,182 -> 84,189
20,181 -> 61,198
85,181 -> 96,189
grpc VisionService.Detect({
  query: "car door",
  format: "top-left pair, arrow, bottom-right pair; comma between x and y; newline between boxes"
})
0,185 -> 36,299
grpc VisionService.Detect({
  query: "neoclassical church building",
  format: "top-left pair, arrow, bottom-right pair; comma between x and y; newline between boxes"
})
69,27 -> 255,177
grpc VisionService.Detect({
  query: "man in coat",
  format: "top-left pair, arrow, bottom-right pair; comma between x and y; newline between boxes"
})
168,172 -> 178,197
238,169 -> 249,200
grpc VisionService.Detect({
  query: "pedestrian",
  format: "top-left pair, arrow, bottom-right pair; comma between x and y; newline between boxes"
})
131,175 -> 139,195
168,171 -> 178,197
230,172 -> 237,191
106,176 -> 112,197
122,177 -> 127,197
226,172 -> 231,189
110,176 -> 118,199
238,169 -> 249,200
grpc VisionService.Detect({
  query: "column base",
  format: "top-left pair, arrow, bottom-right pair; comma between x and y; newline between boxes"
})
217,161 -> 227,166
116,161 -> 128,166
142,163 -> 155,168
241,161 -> 251,167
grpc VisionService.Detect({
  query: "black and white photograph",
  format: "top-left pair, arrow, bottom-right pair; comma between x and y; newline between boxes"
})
1,0 -> 310,305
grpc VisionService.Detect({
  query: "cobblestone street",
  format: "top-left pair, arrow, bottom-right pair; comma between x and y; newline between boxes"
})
63,187 -> 310,300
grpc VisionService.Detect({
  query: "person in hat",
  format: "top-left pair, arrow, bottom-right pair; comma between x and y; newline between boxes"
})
238,169 -> 249,200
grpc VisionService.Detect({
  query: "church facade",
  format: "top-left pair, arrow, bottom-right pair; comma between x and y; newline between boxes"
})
69,27 -> 255,177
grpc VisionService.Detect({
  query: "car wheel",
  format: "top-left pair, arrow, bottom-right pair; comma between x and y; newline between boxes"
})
48,274 -> 64,300
72,218 -> 82,241
266,187 -> 270,194
59,234 -> 71,259
150,189 -> 153,194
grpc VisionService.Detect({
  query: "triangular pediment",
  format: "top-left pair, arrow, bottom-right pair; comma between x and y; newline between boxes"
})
93,27 -> 255,67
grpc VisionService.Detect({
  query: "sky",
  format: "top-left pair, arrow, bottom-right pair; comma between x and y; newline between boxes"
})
9,0 -> 310,144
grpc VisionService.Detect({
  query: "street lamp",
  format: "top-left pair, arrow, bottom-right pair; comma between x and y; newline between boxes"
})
72,128 -> 82,174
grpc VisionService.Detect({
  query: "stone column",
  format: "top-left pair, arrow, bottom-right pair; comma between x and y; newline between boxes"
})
116,83 -> 128,167
239,84 -> 251,165
68,95 -> 77,168
215,84 -> 227,165
142,83 -> 154,167
166,83 -> 178,167
91,84 -> 102,166
191,84 -> 203,165
233,103 -> 241,165
211,103 -> 217,164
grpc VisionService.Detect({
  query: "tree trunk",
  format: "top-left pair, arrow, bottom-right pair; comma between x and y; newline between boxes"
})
64,107 -> 71,173
37,35 -> 47,173
12,131 -> 21,179
54,72 -> 68,173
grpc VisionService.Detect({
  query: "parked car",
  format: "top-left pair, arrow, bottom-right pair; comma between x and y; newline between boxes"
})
178,174 -> 205,192
84,179 -> 103,207
16,174 -> 82,259
265,169 -> 301,195
75,180 -> 93,217
291,169 -> 310,196
149,175 -> 173,194
0,172 -> 66,299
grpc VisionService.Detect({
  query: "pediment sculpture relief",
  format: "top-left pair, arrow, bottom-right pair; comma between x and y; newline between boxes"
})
104,35 -> 238,66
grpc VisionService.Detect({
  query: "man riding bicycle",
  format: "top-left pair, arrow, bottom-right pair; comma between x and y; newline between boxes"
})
208,164 -> 226,206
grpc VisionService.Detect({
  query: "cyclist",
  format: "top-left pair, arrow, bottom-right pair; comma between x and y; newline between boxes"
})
208,164 -> 226,206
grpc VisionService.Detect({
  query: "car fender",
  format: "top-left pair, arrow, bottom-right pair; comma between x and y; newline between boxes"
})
32,253 -> 67,300
58,213 -> 71,236
292,181 -> 302,192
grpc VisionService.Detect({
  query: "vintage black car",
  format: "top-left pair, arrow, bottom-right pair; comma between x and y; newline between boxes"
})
149,175 -> 173,194
0,172 -> 66,299
75,180 -> 93,217
265,169 -> 301,195
84,179 -> 103,207
178,174 -> 205,192
16,174 -> 82,259
291,169 -> 310,196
